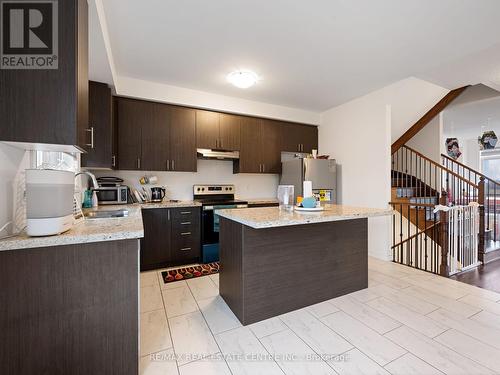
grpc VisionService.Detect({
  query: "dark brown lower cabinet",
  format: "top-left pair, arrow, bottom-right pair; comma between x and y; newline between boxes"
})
0,239 -> 139,375
141,208 -> 172,270
140,207 -> 201,271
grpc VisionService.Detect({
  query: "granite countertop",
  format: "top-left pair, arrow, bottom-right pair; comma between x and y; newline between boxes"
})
246,198 -> 279,205
140,200 -> 201,209
0,205 -> 144,252
216,204 -> 393,229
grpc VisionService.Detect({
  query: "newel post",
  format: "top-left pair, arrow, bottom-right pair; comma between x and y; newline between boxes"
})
439,191 -> 449,276
478,177 -> 486,263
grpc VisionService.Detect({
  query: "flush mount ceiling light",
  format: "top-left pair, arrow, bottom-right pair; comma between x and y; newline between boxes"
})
227,70 -> 259,89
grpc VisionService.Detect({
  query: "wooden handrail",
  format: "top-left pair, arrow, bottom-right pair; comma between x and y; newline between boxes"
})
391,222 -> 440,248
399,145 -> 479,188
441,153 -> 500,186
389,201 -> 436,207
391,86 -> 469,154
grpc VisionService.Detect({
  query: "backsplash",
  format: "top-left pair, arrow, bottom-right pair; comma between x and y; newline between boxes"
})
92,159 -> 280,201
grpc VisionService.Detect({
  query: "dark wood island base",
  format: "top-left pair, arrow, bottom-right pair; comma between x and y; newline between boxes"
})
219,217 -> 368,325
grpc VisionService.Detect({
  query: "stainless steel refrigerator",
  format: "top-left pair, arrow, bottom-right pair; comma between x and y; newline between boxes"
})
280,158 -> 337,203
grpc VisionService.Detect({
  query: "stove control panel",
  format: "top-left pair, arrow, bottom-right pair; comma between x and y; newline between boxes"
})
193,184 -> 235,195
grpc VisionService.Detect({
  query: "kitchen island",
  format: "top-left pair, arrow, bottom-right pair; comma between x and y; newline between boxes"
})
216,205 -> 392,325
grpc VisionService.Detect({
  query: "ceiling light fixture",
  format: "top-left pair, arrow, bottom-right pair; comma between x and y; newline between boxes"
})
227,70 -> 259,89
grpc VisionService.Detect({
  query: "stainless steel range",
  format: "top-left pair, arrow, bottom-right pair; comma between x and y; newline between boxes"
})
193,185 -> 248,263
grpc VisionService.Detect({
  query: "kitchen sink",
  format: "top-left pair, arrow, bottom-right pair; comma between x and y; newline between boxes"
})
85,209 -> 129,219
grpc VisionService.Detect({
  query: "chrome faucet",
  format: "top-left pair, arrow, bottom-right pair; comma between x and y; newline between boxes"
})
75,171 -> 99,190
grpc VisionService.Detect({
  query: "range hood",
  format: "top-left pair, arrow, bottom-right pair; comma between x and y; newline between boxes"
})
197,148 -> 240,160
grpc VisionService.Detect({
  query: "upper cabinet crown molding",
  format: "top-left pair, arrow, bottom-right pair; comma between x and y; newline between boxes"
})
0,0 -> 88,148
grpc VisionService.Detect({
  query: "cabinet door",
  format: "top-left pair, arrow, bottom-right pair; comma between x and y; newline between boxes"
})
0,0 -> 88,146
261,119 -> 282,174
116,98 -> 144,170
141,103 -> 170,171
196,110 -> 219,149
300,125 -> 318,154
140,208 -> 172,271
170,107 -> 197,172
219,113 -> 241,151
237,117 -> 262,173
280,123 -> 303,153
82,81 -> 112,168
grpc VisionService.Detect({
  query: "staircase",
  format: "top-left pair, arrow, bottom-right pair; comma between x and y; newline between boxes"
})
388,85 -> 500,276
390,145 -> 484,276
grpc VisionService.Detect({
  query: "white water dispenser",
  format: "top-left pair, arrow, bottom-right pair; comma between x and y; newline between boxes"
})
26,169 -> 75,236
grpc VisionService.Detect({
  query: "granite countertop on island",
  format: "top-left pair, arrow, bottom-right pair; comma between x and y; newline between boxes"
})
0,204 -> 144,252
140,200 -> 201,209
216,204 -> 393,229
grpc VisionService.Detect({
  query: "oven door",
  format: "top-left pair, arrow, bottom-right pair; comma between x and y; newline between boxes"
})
201,204 -> 247,263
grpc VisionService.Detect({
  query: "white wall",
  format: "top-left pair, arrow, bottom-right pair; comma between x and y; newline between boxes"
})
406,114 -> 443,163
319,77 -> 448,260
390,77 -> 448,143
116,76 -> 320,125
0,143 -> 27,236
94,159 -> 279,201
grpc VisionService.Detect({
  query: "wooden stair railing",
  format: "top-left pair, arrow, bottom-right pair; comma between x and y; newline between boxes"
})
389,201 -> 444,274
392,145 -> 479,203
391,146 -> 486,272
391,86 -> 469,154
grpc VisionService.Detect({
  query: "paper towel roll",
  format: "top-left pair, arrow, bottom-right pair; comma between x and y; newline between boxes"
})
303,180 -> 313,198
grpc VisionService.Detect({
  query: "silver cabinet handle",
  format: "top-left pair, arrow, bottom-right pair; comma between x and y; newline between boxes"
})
180,211 -> 191,215
85,127 -> 94,149
181,221 -> 191,225
166,159 -> 170,170
180,247 -> 191,251
112,155 -> 116,167
137,158 -> 141,169
168,210 -> 170,220
171,160 -> 175,171
181,232 -> 191,235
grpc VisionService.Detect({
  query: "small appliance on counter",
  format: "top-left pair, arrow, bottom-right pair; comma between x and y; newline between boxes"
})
94,177 -> 129,205
26,169 -> 75,236
150,187 -> 166,202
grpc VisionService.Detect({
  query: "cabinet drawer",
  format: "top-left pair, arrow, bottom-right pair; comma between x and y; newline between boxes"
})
170,207 -> 200,221
171,239 -> 200,261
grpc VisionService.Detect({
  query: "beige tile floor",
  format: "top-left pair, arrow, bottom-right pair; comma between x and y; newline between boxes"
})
139,258 -> 500,375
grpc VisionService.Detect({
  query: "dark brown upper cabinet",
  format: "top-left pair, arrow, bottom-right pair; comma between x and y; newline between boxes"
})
280,123 -> 318,154
219,114 -> 241,151
196,110 -> 219,149
235,118 -> 281,174
237,117 -> 261,173
141,103 -> 171,171
81,82 -> 113,169
116,98 -> 146,170
169,107 -> 197,172
0,0 -> 88,148
196,110 -> 241,151
261,120 -> 282,173
116,98 -> 197,172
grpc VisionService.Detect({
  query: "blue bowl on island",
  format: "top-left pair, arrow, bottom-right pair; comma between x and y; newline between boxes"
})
301,196 -> 317,208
